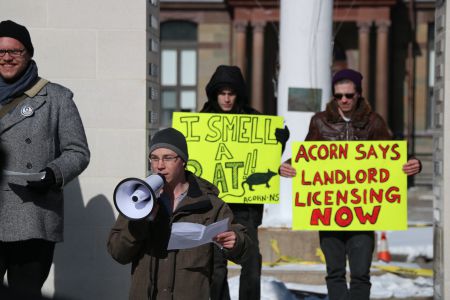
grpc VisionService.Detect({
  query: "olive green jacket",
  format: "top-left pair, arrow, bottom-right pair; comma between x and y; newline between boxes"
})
107,172 -> 251,300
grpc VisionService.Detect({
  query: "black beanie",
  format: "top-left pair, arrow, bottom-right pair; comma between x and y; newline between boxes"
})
0,20 -> 34,57
149,128 -> 188,162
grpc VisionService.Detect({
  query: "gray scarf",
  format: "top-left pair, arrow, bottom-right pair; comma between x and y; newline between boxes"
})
0,60 -> 38,104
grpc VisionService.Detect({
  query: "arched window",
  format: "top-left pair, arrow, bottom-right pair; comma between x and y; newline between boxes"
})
160,21 -> 198,127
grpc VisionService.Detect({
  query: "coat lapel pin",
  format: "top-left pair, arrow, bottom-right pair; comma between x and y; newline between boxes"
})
20,105 -> 34,117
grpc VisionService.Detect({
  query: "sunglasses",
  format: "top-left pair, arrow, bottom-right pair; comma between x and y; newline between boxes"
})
334,93 -> 355,100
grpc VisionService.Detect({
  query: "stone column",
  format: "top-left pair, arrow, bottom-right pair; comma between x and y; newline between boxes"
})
233,20 -> 248,77
251,21 -> 265,112
375,20 -> 391,120
357,21 -> 372,96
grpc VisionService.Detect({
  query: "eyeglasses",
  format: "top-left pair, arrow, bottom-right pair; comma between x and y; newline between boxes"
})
334,93 -> 355,100
0,49 -> 26,57
149,155 -> 180,164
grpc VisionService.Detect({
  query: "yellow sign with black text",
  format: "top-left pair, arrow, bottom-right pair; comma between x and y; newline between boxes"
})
172,112 -> 284,204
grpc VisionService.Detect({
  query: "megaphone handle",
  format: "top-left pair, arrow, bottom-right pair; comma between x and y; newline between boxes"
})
213,240 -> 224,250
147,202 -> 160,221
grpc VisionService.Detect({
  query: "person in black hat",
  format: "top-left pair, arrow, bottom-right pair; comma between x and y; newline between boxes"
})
279,68 -> 421,300
0,20 -> 90,296
108,128 -> 251,300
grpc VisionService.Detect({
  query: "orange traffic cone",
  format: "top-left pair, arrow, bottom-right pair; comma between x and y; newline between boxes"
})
377,231 -> 392,263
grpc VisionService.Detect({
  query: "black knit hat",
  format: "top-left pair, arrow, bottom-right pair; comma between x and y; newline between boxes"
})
0,20 -> 34,57
149,128 -> 188,162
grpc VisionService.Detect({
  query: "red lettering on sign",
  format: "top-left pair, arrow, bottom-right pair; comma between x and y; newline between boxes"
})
294,192 -> 305,207
380,168 -> 390,183
386,186 -> 401,203
308,145 -> 318,161
310,208 -> 331,226
391,144 -> 400,160
378,144 -> 390,159
366,145 -> 378,159
295,145 -> 309,162
367,168 -> 378,183
301,170 -> 311,185
354,205 -> 381,224
324,190 -> 333,205
355,144 -> 365,160
335,206 -> 353,227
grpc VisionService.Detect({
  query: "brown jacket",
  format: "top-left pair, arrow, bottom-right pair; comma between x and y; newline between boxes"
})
305,98 -> 392,141
107,172 -> 251,300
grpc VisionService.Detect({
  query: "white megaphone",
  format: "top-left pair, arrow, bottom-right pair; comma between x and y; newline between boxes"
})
113,174 -> 165,220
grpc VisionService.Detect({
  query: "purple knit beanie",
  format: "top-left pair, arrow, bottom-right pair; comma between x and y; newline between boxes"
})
332,69 -> 363,93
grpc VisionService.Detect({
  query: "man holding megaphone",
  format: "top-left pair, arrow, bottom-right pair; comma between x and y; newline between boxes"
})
107,128 -> 251,300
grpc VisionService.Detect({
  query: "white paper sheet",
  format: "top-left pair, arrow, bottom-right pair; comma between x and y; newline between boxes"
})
3,170 -> 45,182
167,218 -> 229,250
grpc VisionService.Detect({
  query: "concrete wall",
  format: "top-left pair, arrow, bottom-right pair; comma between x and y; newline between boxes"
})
1,1 -> 150,298
433,2 -> 450,299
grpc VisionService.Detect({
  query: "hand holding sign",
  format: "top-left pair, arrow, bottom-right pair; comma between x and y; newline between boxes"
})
279,160 -> 296,178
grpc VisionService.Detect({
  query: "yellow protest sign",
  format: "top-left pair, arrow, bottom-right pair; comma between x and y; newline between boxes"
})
291,141 -> 407,230
172,112 -> 284,204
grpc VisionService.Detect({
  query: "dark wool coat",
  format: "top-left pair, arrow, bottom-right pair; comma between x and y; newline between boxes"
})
107,172 -> 251,300
0,81 -> 90,242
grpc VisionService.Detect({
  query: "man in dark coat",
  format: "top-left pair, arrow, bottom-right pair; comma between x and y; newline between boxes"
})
0,20 -> 90,296
201,65 -> 289,300
108,128 -> 251,300
201,65 -> 262,300
279,68 -> 421,300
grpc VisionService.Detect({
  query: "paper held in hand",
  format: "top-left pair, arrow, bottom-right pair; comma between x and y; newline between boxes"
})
167,218 -> 229,250
3,170 -> 46,182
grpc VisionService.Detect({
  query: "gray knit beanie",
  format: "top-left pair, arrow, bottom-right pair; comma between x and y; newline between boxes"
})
149,128 -> 188,162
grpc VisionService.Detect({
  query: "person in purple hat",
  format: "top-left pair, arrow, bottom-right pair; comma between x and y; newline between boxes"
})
278,68 -> 421,300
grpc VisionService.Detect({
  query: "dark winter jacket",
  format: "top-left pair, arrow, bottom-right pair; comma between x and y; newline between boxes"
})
305,97 -> 392,142
107,171 -> 251,300
200,65 -> 263,226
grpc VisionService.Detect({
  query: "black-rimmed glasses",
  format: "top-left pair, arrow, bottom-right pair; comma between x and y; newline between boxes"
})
0,49 -> 26,57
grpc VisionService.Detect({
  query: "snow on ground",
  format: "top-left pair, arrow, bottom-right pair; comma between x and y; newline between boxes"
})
228,227 -> 434,299
229,276 -> 297,300
236,191 -> 434,300
370,273 -> 433,299
229,272 -> 433,300
384,227 -> 433,261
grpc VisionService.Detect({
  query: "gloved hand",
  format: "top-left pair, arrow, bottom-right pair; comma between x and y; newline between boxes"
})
275,126 -> 290,153
27,167 -> 56,192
